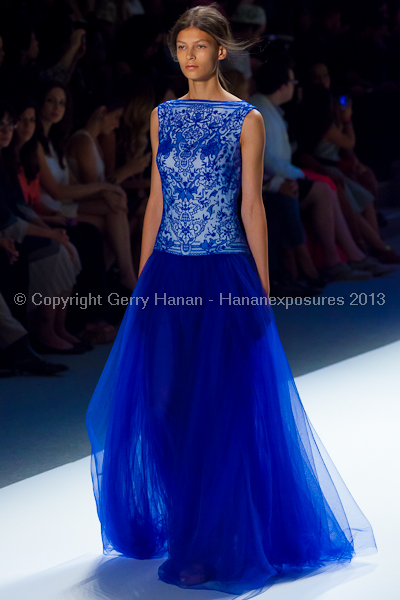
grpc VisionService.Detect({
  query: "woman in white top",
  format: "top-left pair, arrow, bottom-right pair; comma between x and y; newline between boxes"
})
66,89 -> 139,291
38,83 -> 137,292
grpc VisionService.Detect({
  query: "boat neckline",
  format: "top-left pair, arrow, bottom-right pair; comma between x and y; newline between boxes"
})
173,98 -> 244,103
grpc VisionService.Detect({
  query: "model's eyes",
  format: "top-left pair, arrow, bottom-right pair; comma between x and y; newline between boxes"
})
177,45 -> 206,49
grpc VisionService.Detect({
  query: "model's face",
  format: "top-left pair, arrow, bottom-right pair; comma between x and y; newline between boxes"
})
310,63 -> 331,89
41,87 -> 67,124
16,107 -> 36,144
101,107 -> 123,135
0,112 -> 15,149
176,27 -> 226,82
0,36 -> 5,67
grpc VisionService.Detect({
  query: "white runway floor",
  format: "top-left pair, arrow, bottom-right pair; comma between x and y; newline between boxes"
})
1,340 -> 399,600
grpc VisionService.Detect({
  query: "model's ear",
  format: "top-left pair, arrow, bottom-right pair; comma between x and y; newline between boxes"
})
218,45 -> 227,61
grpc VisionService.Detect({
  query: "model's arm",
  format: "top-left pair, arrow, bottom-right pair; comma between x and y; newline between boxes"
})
138,107 -> 163,277
240,110 -> 270,297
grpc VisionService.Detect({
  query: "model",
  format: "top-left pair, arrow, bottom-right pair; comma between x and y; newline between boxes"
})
86,4 -> 376,597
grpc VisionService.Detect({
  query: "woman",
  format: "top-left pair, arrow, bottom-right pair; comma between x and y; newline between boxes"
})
11,97 -> 66,226
297,81 -> 400,263
97,76 -> 153,188
307,62 -> 383,202
11,96 -> 117,342
0,101 -> 84,354
86,5 -> 377,596
40,84 -> 137,292
37,82 -> 135,338
68,86 -> 152,186
97,75 -> 155,272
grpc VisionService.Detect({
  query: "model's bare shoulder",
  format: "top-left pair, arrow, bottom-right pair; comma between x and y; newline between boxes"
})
243,107 -> 264,128
240,108 -> 265,146
151,105 -> 159,121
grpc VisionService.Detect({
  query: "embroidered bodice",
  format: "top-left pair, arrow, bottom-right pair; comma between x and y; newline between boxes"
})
154,98 -> 257,256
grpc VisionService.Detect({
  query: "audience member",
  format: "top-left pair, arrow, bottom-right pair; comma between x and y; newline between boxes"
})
36,84 -> 123,210
296,83 -> 400,264
36,83 -> 135,298
0,287 -> 68,375
221,3 -> 266,97
0,100 -> 86,354
66,88 -> 139,291
11,95 -> 117,340
249,56 -> 389,282
98,75 -> 154,270
0,0 -> 399,374
224,68 -> 250,100
303,62 -> 385,212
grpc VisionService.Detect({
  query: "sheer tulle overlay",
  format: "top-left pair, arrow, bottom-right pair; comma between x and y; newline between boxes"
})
87,249 -> 376,597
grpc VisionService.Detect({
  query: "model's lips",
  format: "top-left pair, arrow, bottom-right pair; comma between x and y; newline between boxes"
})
186,65 -> 198,69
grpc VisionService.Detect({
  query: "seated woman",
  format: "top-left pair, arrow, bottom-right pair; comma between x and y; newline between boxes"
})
296,82 -> 400,264
307,62 -> 381,205
0,100 -> 85,354
39,84 -> 137,291
98,75 -> 154,270
98,76 -> 153,192
12,95 -> 118,341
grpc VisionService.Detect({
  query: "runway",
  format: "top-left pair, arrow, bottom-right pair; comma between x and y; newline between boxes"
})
1,339 -> 399,600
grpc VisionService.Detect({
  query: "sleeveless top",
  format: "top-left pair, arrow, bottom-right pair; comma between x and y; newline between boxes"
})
40,142 -> 78,219
67,129 -> 106,183
313,139 -> 341,163
153,98 -> 257,256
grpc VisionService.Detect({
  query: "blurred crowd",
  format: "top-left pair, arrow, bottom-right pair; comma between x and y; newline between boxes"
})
1,0 -> 400,376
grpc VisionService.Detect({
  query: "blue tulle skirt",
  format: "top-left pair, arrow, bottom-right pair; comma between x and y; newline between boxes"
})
86,249 -> 376,597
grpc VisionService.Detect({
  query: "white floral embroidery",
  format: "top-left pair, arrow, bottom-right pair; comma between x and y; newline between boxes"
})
154,99 -> 256,256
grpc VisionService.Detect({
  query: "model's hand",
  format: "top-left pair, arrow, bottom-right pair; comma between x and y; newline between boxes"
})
279,179 -> 299,198
263,281 -> 270,298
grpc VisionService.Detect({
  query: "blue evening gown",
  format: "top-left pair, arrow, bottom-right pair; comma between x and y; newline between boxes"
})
86,98 -> 377,597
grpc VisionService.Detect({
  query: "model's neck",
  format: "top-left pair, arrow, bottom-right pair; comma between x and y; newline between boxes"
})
186,78 -> 226,101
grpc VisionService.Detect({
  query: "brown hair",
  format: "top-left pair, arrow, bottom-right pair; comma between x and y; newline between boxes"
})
167,2 -> 262,91
120,76 -> 155,159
